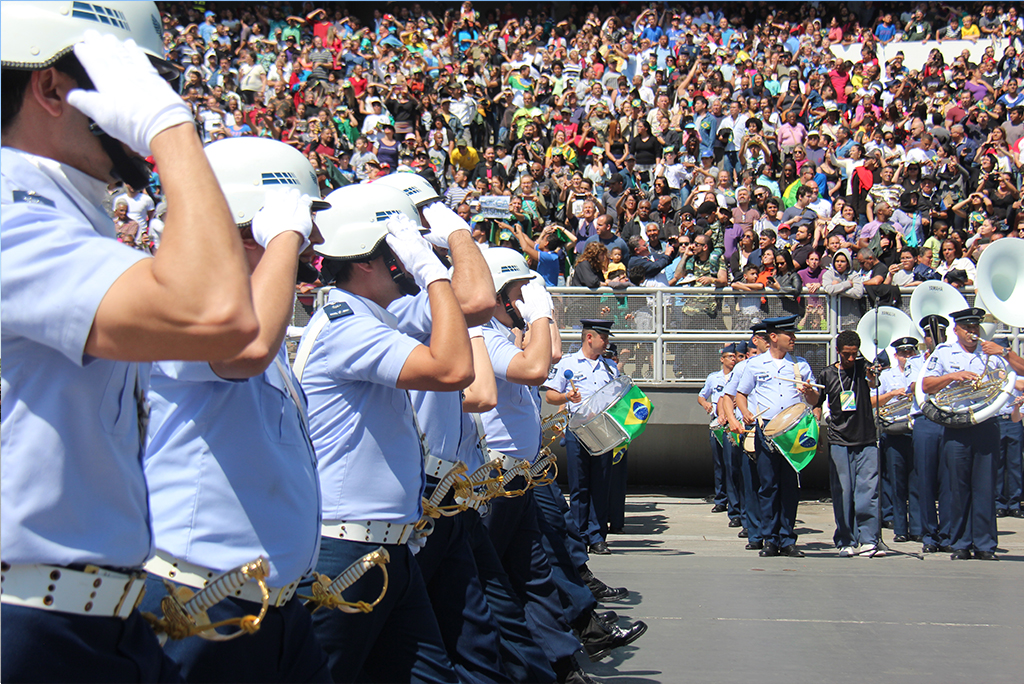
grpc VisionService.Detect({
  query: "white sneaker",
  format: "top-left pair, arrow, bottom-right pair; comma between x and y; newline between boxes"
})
856,543 -> 877,556
871,547 -> 887,557
839,546 -> 856,557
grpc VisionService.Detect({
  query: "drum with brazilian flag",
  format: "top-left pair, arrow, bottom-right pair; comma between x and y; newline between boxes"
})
765,407 -> 819,472
568,376 -> 653,454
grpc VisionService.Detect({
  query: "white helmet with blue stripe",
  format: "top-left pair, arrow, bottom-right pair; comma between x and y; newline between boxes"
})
1,2 -> 175,76
372,172 -> 441,208
205,137 -> 329,226
315,183 -> 421,260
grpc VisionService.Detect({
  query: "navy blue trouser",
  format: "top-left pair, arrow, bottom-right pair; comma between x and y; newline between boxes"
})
883,433 -> 919,538
464,510 -> 557,683
608,448 -> 629,531
997,417 -> 1024,512
533,481 -> 599,625
564,431 -> 611,546
303,538 -> 458,684
709,431 -> 729,508
755,426 -> 800,548
740,436 -> 763,542
879,441 -> 893,524
480,484 -> 582,664
914,416 -> 950,547
138,578 -> 330,683
943,420 -> 999,554
723,438 -> 745,523
415,508 -> 511,683
1,604 -> 181,683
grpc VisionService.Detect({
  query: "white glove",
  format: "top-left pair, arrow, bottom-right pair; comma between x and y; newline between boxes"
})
67,31 -> 195,157
468,325 -> 484,339
514,277 -> 553,325
385,214 -> 450,290
252,188 -> 314,252
420,202 -> 472,249
408,529 -> 429,555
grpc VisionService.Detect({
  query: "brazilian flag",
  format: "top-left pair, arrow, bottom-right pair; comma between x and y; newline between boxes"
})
768,412 -> 819,472
605,385 -> 653,445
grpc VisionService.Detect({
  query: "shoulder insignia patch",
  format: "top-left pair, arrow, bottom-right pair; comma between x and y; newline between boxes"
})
323,302 -> 354,320
12,190 -> 55,208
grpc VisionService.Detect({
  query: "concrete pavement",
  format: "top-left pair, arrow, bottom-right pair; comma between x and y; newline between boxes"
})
581,489 -> 1024,684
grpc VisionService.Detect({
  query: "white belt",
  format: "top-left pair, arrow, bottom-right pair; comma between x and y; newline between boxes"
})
321,520 -> 416,545
501,453 -> 526,473
424,454 -> 459,480
143,551 -> 298,608
0,563 -> 146,619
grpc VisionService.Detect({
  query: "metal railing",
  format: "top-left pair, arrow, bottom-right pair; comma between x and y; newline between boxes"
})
292,285 -> 1021,388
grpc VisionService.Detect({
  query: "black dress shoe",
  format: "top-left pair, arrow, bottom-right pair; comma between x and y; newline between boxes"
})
780,544 -> 805,558
922,544 -> 939,553
910,535 -> 924,543
589,541 -> 612,555
881,520 -> 894,529
711,504 -> 729,513
939,545 -> 954,554
592,584 -> 628,602
950,549 -> 972,560
585,620 -> 648,661
759,542 -> 780,557
596,611 -> 618,625
738,528 -> 749,538
893,534 -> 909,543
996,509 -> 1009,518
728,518 -> 742,528
974,550 -> 998,560
1010,509 -> 1024,518
745,540 -> 763,550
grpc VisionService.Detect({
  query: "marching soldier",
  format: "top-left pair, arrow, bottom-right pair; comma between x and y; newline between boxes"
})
1,5 -> 258,678
921,308 -> 1024,560
735,316 -> 820,558
698,344 -> 741,525
873,336 -> 922,543
140,140 -> 330,681
295,197 -> 472,681
544,319 -> 620,555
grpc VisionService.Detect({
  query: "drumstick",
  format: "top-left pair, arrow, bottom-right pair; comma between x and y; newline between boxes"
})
770,375 -> 825,390
564,370 -> 579,396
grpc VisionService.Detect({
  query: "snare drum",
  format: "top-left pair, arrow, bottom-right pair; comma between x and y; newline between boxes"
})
761,403 -> 819,472
568,376 -> 651,454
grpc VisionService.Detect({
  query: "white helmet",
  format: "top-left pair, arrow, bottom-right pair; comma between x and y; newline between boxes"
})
1,2 -> 173,75
373,172 -> 441,208
316,183 -> 420,260
483,247 -> 533,294
205,137 -> 329,226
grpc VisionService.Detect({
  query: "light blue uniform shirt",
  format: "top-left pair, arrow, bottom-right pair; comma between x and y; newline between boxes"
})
735,352 -> 816,422
145,346 -> 321,586
542,349 -> 620,415
877,359 -> 918,405
301,289 -> 424,524
699,370 -> 728,406
723,359 -> 748,398
922,340 -> 1010,414
1,148 -> 153,569
480,320 -> 542,462
389,292 -> 484,470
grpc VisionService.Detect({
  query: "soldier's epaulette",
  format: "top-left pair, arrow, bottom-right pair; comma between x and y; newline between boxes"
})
11,190 -> 55,208
323,302 -> 354,320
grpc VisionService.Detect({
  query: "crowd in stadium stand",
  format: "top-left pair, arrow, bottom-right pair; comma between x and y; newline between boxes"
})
126,2 -> 1024,324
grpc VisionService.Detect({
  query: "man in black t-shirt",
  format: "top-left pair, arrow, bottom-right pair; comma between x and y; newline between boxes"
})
816,330 -> 883,557
856,247 -> 900,308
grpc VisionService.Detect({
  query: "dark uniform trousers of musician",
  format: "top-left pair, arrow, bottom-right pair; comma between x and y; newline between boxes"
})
883,431 -> 919,539
996,413 -> 1024,516
817,358 -> 880,549
753,427 -> 801,548
564,431 -> 614,546
913,415 -> 951,549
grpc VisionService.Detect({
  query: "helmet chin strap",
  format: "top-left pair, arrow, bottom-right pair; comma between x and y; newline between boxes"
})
383,246 -> 420,297
501,290 -> 525,330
